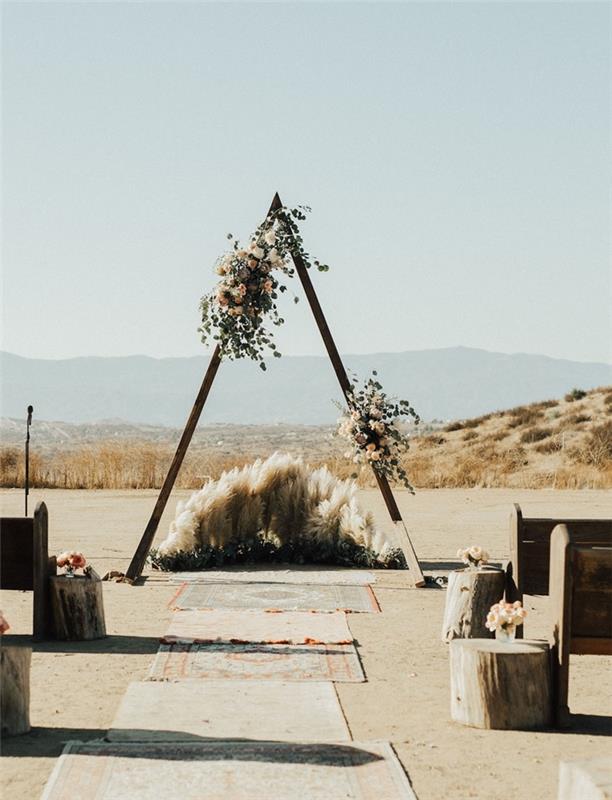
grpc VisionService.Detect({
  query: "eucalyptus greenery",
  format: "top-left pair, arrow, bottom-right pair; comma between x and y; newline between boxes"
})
337,371 -> 420,491
149,535 -> 407,572
199,205 -> 329,369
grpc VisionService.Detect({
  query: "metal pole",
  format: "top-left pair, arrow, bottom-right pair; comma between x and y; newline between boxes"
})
25,405 -> 33,516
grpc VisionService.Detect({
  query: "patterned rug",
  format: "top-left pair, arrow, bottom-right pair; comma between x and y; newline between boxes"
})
107,680 -> 350,743
167,568 -> 377,585
169,582 -> 380,613
42,740 -> 417,800
162,609 -> 354,645
147,642 -> 365,682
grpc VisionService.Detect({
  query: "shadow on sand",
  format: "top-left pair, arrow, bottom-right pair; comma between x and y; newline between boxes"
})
2,728 -> 385,765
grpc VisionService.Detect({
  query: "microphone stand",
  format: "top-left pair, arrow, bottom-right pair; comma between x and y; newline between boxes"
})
25,405 -> 33,516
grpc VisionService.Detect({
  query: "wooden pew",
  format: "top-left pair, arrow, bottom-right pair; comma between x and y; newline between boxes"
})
549,523 -> 612,726
0,502 -> 56,640
507,503 -> 612,602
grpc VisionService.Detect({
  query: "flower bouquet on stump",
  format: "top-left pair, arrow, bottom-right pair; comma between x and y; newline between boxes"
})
485,600 -> 527,643
441,545 -> 505,642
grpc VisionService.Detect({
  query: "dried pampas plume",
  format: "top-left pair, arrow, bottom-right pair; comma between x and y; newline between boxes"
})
154,452 -> 399,568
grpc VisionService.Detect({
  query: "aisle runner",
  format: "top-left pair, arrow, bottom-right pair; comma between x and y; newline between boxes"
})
41,569 -> 418,799
107,680 -> 351,742
147,642 -> 365,682
162,609 -> 354,645
170,582 -> 380,613
167,569 -> 377,585
42,741 -> 417,800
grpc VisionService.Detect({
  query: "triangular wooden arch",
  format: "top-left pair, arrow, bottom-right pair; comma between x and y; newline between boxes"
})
124,193 -> 425,585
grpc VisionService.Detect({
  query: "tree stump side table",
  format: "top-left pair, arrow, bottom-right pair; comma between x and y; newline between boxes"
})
50,573 -> 107,640
450,638 -> 551,730
1,642 -> 32,735
558,757 -> 612,800
441,567 -> 505,642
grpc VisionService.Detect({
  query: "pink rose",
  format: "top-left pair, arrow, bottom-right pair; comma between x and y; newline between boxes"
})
69,553 -> 86,569
57,551 -> 71,568
0,612 -> 10,635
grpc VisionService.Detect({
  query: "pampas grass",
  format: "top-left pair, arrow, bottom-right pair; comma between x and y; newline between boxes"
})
151,452 -> 404,570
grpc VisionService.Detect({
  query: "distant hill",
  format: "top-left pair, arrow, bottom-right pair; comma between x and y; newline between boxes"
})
1,387 -> 609,491
1,347 -> 610,426
410,386 -> 612,489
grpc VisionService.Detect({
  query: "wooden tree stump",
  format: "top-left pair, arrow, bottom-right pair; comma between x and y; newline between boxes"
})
558,757 -> 612,800
450,638 -> 551,730
50,573 -> 107,640
1,643 -> 32,736
441,567 -> 505,642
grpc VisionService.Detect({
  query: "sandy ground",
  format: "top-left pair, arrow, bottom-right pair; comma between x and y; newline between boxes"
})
1,487 -> 611,800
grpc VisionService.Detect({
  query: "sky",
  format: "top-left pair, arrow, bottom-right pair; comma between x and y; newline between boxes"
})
2,1 -> 610,364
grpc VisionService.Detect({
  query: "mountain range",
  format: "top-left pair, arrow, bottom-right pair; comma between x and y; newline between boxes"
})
1,348 -> 610,427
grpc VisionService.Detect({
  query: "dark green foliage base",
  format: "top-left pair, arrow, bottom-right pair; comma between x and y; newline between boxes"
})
149,534 -> 407,572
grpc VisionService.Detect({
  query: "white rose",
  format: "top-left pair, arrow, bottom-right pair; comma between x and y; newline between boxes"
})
264,229 -> 276,246
268,248 -> 283,265
249,243 -> 264,259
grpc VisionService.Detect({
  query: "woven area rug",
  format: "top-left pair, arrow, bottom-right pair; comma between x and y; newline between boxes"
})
169,582 -> 380,613
162,609 -> 354,645
147,642 -> 365,682
167,568 -> 377,585
107,680 -> 350,743
42,740 -> 417,800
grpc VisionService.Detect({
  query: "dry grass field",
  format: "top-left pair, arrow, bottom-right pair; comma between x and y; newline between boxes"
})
1,387 -> 610,491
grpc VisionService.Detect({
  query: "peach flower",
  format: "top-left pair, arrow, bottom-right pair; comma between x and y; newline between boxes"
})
0,611 -> 10,635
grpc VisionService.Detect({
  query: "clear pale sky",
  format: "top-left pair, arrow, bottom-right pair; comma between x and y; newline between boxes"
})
2,2 -> 610,363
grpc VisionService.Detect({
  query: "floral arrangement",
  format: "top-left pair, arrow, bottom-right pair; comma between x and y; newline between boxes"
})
485,600 -> 527,640
0,610 -> 9,635
457,545 -> 490,570
199,205 -> 329,370
57,551 -> 87,577
336,371 -> 419,491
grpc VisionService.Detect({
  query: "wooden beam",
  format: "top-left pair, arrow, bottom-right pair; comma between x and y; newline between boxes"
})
274,193 -> 425,586
124,345 -> 223,582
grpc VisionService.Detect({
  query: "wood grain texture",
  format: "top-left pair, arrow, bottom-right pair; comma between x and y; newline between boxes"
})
450,638 -> 551,730
549,525 -> 612,726
0,644 -> 31,736
558,757 -> 612,800
441,568 -> 505,642
50,575 -> 107,640
510,504 -> 612,597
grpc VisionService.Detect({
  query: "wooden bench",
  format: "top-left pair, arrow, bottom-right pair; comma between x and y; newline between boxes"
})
549,523 -> 612,726
0,502 -> 56,640
507,503 -> 612,601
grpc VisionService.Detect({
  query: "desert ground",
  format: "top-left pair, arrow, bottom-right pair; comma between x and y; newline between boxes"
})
1,487 -> 611,800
